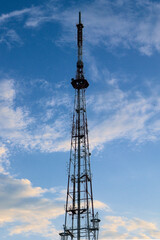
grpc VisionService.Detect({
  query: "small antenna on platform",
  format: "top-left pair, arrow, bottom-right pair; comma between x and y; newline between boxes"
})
79,11 -> 81,24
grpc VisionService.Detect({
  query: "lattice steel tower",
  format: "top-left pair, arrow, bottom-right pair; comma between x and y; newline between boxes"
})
59,12 -> 100,240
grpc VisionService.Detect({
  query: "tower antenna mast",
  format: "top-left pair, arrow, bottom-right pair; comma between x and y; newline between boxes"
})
59,12 -> 100,240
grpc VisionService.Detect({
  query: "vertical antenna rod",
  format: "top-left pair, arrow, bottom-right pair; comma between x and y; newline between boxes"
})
76,11 -> 84,80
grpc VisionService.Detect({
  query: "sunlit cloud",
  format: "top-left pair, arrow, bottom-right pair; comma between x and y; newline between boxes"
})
0,173 -> 64,239
94,200 -> 111,212
100,215 -> 160,239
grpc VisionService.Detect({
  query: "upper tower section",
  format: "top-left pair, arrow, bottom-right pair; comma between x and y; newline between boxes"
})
71,12 -> 89,89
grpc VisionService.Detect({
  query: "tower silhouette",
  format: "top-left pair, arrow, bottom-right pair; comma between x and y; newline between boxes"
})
59,12 -> 100,240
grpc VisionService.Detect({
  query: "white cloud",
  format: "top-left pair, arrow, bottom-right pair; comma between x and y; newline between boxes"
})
24,7 -> 53,28
0,6 -> 42,48
94,200 -> 111,212
100,215 -> 160,239
1,0 -> 160,54
0,3 -> 59,29
53,0 -> 160,55
0,172 -> 113,239
0,144 -> 9,174
0,8 -> 33,23
2,76 -> 160,154
0,175 -> 47,208
0,79 -> 15,101
46,93 -> 71,108
0,79 -> 32,141
22,122 -> 70,152
5,29 -> 22,46
0,146 -> 6,155
0,78 -> 71,153
75,0 -> 160,55
88,86 -> 160,150
0,173 -> 64,239
0,105 -> 29,132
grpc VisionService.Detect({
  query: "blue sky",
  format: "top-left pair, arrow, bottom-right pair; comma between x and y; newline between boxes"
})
1,0 -> 160,239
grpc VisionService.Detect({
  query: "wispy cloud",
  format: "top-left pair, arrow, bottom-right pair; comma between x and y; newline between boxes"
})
63,0 -> 160,55
89,86 -> 160,150
0,79 -> 15,101
0,29 -> 22,48
1,0 -> 160,54
0,144 -> 9,174
94,200 -> 111,212
0,8 -> 32,23
0,6 -> 42,47
0,79 -> 33,141
0,78 -> 70,152
1,75 -> 160,154
0,3 -> 59,28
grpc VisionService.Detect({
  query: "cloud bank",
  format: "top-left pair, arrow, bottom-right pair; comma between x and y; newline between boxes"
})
1,73 -> 160,154
0,173 -> 63,239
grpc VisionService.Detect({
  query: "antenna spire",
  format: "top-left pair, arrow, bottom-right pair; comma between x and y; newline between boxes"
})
76,11 -> 84,80
71,12 -> 89,89
79,11 -> 81,24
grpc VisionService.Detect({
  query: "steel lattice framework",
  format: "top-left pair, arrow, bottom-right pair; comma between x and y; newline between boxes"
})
59,12 -> 100,240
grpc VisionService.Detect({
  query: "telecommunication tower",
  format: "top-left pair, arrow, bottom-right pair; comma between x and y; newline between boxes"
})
59,12 -> 100,240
